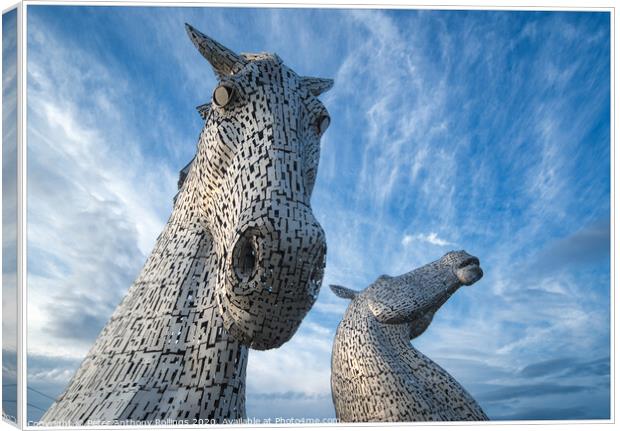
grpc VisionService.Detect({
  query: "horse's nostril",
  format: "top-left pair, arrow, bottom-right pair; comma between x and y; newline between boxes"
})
308,268 -> 321,300
232,233 -> 257,282
307,245 -> 326,300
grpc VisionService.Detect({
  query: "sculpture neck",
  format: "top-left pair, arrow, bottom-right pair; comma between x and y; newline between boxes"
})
42,176 -> 249,424
138,181 -> 250,421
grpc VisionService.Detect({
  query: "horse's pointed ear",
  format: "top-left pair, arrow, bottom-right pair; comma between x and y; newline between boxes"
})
330,284 -> 358,300
185,23 -> 247,78
196,103 -> 211,121
301,77 -> 334,96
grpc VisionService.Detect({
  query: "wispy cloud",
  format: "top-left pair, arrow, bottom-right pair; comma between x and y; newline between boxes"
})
519,356 -> 609,379
402,232 -> 454,247
26,10 -> 181,364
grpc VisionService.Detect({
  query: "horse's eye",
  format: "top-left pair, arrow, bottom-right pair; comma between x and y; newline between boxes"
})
213,84 -> 235,107
316,114 -> 330,134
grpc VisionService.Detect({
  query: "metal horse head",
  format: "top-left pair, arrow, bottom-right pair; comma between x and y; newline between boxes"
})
330,250 -> 483,339
185,24 -> 332,350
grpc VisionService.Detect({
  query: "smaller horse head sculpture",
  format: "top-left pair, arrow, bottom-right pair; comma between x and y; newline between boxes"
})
184,24 -> 333,350
331,250 -> 483,339
329,250 -> 487,422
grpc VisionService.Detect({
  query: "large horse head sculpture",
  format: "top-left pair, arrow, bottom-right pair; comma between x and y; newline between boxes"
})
184,24 -> 332,350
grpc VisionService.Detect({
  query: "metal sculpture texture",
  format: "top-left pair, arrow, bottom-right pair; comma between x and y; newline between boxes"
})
330,250 -> 488,423
41,24 -> 333,425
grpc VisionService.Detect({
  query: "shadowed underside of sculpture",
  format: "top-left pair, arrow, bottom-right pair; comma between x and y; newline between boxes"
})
41,24 -> 333,424
330,251 -> 488,423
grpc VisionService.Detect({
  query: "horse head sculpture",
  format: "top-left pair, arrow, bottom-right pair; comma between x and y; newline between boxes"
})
363,250 -> 483,336
185,24 -> 332,350
42,25 -> 335,424
329,250 -> 487,422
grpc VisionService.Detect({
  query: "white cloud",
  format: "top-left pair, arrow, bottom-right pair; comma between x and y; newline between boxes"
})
402,232 -> 454,247
312,300 -> 347,316
247,319 -> 334,407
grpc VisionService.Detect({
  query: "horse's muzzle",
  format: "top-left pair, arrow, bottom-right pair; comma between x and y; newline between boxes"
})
218,201 -> 326,350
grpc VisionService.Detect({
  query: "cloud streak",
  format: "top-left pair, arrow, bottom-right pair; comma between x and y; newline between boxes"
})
402,232 -> 454,247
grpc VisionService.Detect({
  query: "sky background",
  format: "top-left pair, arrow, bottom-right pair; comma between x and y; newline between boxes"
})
21,5 -> 610,423
2,6 -> 18,423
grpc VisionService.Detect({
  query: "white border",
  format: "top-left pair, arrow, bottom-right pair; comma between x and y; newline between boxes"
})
3,0 -> 618,11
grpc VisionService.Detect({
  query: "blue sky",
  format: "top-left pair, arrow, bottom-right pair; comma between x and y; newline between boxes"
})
23,5 -> 610,423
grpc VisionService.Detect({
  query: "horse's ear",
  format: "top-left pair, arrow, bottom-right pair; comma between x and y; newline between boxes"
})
196,103 -> 211,121
330,284 -> 358,300
185,23 -> 247,78
300,77 -> 334,96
